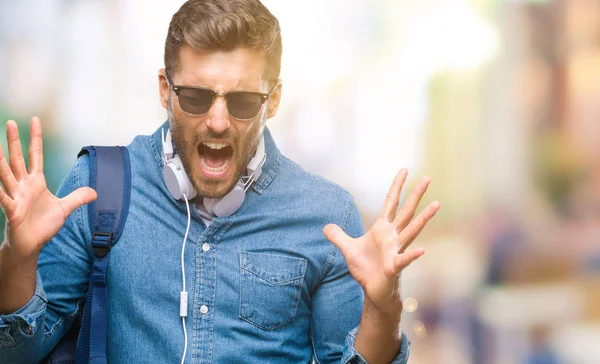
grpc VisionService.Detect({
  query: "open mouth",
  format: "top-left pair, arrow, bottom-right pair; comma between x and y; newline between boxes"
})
198,142 -> 234,177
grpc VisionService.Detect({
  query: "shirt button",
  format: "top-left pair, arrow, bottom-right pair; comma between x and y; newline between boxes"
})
200,305 -> 209,315
202,243 -> 211,252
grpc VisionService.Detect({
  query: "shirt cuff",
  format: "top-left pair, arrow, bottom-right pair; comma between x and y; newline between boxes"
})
342,326 -> 411,364
0,273 -> 47,346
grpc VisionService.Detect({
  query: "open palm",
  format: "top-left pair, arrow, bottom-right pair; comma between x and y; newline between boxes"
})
323,169 -> 440,316
0,117 -> 96,260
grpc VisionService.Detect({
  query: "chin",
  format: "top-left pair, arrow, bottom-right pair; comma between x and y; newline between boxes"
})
195,178 -> 238,199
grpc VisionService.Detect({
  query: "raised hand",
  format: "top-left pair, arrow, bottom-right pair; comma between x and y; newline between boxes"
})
0,117 -> 97,260
323,169 -> 440,318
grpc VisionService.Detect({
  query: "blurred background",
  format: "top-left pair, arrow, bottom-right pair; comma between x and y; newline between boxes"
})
1,0 -> 599,362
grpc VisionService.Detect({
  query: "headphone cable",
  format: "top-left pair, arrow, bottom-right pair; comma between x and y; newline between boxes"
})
180,194 -> 191,364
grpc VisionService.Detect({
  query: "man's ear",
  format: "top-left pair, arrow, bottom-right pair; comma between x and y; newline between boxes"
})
267,82 -> 282,119
158,68 -> 170,110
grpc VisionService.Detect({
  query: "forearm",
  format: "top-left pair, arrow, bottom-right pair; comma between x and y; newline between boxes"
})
354,298 -> 403,364
0,243 -> 39,314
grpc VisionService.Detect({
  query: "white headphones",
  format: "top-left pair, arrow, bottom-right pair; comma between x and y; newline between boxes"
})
161,128 -> 266,217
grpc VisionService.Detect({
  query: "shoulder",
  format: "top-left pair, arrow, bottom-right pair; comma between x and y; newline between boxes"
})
126,132 -> 162,166
264,154 -> 362,233
280,155 -> 354,205
62,131 -> 160,193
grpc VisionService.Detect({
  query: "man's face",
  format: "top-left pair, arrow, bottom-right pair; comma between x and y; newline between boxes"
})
159,45 -> 281,199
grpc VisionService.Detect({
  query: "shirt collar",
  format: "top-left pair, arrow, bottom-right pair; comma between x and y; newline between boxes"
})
251,127 -> 281,194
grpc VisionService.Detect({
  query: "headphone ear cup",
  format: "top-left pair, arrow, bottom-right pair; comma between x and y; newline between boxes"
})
203,182 -> 246,217
163,156 -> 198,200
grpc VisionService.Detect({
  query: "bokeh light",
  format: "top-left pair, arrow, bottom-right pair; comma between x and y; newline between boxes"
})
403,297 -> 419,313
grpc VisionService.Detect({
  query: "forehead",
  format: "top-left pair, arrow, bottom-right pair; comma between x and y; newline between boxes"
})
176,45 -> 268,90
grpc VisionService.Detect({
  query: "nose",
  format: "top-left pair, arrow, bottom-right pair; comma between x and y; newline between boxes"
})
205,96 -> 230,134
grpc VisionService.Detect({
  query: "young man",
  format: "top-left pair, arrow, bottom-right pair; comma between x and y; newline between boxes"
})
0,1 -> 440,363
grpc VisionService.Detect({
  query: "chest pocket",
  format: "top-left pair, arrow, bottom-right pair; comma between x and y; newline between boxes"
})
239,252 -> 307,331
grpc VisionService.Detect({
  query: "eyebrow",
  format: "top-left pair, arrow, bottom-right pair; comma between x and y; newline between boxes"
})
177,79 -> 259,93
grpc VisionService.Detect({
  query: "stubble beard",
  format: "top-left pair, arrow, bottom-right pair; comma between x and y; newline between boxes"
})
167,101 -> 264,199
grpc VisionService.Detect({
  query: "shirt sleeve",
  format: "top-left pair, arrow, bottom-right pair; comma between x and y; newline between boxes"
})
342,327 -> 411,364
0,154 -> 92,363
310,197 -> 410,364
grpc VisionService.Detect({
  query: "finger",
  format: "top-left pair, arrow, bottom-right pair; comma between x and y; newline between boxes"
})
28,117 -> 43,173
393,176 -> 431,230
323,223 -> 353,256
397,201 -> 440,253
0,142 -> 18,195
379,169 -> 408,222
392,247 -> 425,275
59,187 -> 97,218
0,186 -> 16,217
6,120 -> 28,180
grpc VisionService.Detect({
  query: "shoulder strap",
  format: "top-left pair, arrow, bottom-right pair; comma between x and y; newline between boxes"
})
75,146 -> 131,364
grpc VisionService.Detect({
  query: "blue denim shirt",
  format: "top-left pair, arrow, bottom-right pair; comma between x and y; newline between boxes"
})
0,124 -> 410,363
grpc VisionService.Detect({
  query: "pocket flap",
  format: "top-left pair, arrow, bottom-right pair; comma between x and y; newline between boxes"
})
240,252 -> 307,284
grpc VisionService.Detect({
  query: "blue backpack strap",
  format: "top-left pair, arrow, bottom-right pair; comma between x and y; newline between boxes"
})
75,146 -> 131,364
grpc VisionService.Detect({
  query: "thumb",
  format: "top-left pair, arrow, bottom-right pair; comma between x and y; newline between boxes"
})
323,224 -> 352,254
60,187 -> 97,218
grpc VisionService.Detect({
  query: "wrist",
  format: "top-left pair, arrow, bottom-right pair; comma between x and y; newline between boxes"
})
363,296 -> 403,324
0,242 -> 39,276
0,244 -> 39,314
355,298 -> 403,364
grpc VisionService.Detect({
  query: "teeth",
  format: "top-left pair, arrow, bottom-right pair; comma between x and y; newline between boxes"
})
200,156 -> 230,173
203,142 -> 228,150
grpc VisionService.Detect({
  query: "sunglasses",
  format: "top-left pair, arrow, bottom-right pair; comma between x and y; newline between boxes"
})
165,71 -> 278,120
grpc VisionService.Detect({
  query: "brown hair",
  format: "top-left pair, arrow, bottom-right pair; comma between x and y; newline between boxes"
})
164,0 -> 282,83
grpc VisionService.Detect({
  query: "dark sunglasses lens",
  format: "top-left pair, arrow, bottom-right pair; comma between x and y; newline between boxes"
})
178,88 -> 214,115
228,93 -> 263,119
